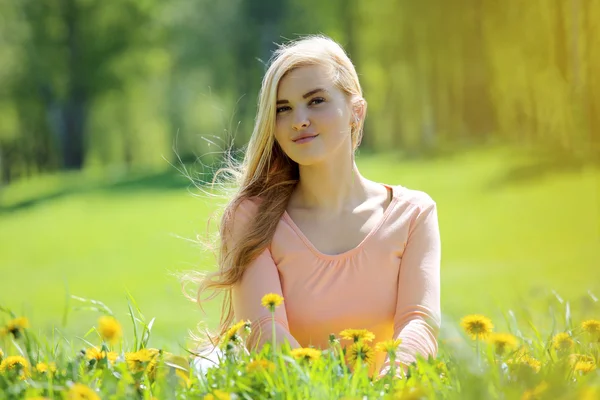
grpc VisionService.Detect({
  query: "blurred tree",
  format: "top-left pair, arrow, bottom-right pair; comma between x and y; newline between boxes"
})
1,0 -> 598,184
0,0 -> 164,181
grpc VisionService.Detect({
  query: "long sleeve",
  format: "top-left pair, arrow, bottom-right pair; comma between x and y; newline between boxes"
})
229,200 -> 301,351
379,197 -> 441,377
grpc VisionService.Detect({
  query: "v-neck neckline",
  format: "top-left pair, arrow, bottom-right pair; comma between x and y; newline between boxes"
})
281,184 -> 399,260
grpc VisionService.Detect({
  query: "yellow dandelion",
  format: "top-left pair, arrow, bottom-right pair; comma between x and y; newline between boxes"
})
35,362 -> 57,374
291,347 -> 322,363
98,316 -> 122,344
229,319 -> 249,335
222,319 -> 250,347
569,354 -> 597,374
340,329 -> 376,343
0,348 -> 3,360
507,351 -> 541,374
125,348 -> 160,374
582,320 -> 600,338
261,293 -> 284,311
488,333 -> 519,355
246,359 -> 276,373
35,362 -> 49,373
0,355 -> 30,378
568,353 -> 594,365
85,347 -> 118,364
521,381 -> 548,400
347,342 -> 375,366
552,332 -> 574,352
574,361 -> 596,373
460,315 -> 493,340
374,339 -> 402,355
67,383 -> 100,400
125,348 -> 159,362
1,317 -> 29,339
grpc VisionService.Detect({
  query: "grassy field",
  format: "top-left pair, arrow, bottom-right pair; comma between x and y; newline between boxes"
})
0,145 -> 598,351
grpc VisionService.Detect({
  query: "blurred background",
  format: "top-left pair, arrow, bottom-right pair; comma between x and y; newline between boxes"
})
0,0 -> 599,350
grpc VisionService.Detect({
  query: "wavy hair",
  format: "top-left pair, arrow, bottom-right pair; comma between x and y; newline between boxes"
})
187,34 -> 367,347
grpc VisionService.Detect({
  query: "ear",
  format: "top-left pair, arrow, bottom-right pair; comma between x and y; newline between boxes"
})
351,97 -> 367,123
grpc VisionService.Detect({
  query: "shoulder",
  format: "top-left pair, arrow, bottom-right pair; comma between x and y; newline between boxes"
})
392,185 -> 436,210
390,185 -> 440,237
222,196 -> 264,239
232,197 -> 263,220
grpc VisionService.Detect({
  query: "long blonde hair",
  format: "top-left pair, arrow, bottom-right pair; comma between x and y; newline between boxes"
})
192,34 -> 367,345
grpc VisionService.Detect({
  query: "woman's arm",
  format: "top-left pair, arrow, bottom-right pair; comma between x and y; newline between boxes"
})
379,196 -> 442,378
232,247 -> 301,350
228,199 -> 301,350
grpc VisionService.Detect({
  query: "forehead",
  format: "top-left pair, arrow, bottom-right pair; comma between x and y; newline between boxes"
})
277,65 -> 335,99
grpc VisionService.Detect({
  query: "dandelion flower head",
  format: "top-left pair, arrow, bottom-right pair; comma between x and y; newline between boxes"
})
552,332 -> 574,352
582,320 -> 600,338
35,362 -> 57,374
460,315 -> 493,340
222,320 -> 250,347
488,333 -> 518,355
340,329 -> 375,343
374,339 -> 402,355
1,317 -> 29,339
261,293 -> 284,311
569,354 -> 596,374
86,347 -> 118,364
0,355 -> 30,378
291,348 -> 322,363
347,342 -> 375,366
67,383 -> 101,400
97,316 -> 122,344
246,359 -> 275,373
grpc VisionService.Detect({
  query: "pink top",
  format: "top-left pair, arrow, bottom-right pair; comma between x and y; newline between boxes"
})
230,184 -> 441,376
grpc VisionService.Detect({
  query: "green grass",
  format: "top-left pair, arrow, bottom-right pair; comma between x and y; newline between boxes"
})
0,146 -> 598,349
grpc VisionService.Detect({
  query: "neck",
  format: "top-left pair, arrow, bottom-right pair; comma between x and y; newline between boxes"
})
293,154 -> 367,213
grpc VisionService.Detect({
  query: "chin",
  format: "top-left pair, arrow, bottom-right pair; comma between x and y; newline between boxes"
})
289,152 -> 328,167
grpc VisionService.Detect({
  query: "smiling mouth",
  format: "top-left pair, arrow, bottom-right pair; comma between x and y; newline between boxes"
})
293,134 -> 319,143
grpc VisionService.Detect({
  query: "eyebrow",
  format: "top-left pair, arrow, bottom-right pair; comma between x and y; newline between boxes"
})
276,88 -> 327,105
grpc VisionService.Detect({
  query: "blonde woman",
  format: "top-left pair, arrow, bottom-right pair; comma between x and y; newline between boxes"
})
194,35 -> 441,378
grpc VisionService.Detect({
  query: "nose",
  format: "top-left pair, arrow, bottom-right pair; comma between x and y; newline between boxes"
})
292,110 -> 310,131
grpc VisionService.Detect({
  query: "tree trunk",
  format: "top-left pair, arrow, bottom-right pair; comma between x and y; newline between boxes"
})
62,0 -> 86,169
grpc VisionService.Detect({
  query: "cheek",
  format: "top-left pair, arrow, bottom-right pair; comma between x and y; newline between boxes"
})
274,121 -> 292,152
318,106 -> 348,133
274,117 -> 288,138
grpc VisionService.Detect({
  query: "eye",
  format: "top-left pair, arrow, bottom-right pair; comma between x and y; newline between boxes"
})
309,97 -> 325,106
276,105 -> 291,114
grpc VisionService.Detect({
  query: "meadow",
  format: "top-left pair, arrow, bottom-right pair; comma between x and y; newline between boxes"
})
0,145 -> 599,398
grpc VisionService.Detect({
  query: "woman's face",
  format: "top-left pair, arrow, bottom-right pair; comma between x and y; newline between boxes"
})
274,64 -> 355,166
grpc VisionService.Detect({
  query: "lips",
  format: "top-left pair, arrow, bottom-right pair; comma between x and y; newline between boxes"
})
292,133 -> 319,142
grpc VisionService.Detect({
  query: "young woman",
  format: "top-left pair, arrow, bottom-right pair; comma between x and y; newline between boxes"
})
195,35 -> 441,378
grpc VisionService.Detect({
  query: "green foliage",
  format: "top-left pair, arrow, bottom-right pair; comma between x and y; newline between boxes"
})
0,150 -> 598,347
0,290 -> 599,399
1,0 -> 599,182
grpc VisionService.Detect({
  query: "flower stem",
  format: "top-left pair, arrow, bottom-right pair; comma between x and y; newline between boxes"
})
270,307 -> 276,357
